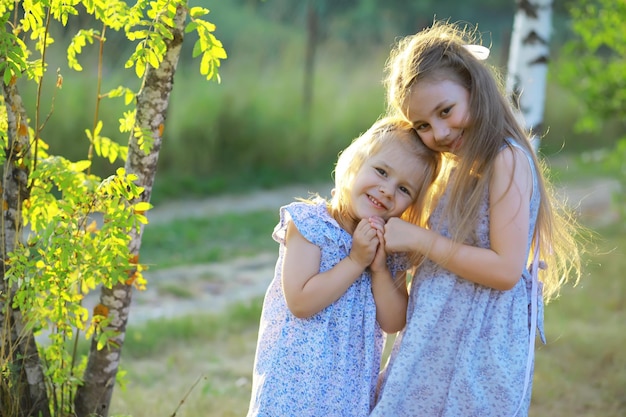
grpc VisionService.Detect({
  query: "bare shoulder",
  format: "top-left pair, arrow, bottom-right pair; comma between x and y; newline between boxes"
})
491,144 -> 533,201
493,143 -> 533,179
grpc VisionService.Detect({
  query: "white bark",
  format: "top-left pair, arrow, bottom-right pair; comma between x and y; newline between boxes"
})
506,0 -> 553,150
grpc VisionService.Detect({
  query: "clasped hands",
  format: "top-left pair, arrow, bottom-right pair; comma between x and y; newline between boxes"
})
348,216 -> 412,272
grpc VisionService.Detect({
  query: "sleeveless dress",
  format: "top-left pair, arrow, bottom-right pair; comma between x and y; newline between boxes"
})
247,199 -> 408,417
371,140 -> 546,417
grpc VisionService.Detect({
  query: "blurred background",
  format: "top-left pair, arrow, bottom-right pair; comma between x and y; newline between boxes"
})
10,1 -> 624,416
18,0 -> 625,204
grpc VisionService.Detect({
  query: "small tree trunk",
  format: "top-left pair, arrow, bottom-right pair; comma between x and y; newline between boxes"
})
1,72 -> 51,417
73,5 -> 187,417
505,0 -> 553,151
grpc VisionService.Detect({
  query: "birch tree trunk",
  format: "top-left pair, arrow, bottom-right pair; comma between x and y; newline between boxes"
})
1,74 -> 52,417
505,0 -> 553,151
73,5 -> 187,416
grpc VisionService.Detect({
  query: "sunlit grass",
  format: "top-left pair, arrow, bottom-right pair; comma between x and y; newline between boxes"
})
531,224 -> 626,417
140,210 -> 278,270
110,299 -> 262,417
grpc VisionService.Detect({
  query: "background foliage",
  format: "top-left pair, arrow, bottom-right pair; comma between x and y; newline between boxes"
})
17,0 -> 625,204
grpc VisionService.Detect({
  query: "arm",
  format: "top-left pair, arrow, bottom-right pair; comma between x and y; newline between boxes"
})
369,216 -> 408,333
281,218 -> 379,318
383,147 -> 532,290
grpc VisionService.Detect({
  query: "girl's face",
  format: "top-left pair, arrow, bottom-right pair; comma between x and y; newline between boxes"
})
349,140 -> 424,221
404,79 -> 470,154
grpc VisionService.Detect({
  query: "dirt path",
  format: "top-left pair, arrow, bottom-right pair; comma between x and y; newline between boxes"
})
88,178 -> 619,327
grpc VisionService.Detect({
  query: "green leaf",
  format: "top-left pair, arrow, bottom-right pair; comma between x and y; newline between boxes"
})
189,7 -> 209,18
135,58 -> 146,77
192,39 -> 202,58
133,201 -> 152,212
70,160 -> 92,173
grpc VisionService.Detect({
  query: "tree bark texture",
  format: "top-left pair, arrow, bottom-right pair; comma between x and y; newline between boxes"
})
73,5 -> 187,417
506,0 -> 552,150
1,73 -> 51,417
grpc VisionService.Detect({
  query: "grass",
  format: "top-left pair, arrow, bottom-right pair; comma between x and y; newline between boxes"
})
107,207 -> 626,417
111,300 -> 263,417
530,224 -> 626,416
139,210 -> 279,270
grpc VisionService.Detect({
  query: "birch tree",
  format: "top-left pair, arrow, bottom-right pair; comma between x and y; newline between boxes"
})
0,1 -> 225,416
505,0 -> 553,150
1,55 -> 51,417
74,4 -> 191,415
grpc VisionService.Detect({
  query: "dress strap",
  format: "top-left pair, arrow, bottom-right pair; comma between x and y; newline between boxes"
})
512,234 -> 540,417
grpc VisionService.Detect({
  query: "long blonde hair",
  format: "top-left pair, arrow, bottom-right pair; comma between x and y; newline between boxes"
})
384,21 -> 584,302
329,116 -> 442,265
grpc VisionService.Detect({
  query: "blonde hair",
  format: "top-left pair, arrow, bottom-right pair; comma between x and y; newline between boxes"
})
328,116 -> 442,265
384,21 -> 584,302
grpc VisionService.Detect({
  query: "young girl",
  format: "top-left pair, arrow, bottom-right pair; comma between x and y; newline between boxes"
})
371,22 -> 584,416
246,116 -> 441,417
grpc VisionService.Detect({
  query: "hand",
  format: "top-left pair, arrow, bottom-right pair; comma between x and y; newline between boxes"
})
368,217 -> 389,273
384,217 -> 420,253
349,218 -> 380,269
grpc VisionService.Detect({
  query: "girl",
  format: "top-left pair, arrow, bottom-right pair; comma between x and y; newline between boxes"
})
246,116 -> 441,417
372,22 -> 584,416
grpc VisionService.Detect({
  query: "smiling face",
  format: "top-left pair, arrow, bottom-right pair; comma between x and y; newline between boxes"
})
348,137 -> 425,222
404,78 -> 471,154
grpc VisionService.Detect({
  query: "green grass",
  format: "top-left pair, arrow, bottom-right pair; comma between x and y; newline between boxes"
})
122,298 -> 263,359
531,225 -> 626,417
110,299 -> 263,417
140,210 -> 279,270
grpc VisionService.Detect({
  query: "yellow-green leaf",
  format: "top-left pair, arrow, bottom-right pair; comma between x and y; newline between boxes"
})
133,201 -> 152,212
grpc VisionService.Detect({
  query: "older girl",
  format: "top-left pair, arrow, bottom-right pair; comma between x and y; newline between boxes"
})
372,22 -> 584,417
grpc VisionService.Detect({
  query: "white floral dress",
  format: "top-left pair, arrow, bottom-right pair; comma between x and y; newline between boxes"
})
247,199 -> 408,417
371,140 -> 545,417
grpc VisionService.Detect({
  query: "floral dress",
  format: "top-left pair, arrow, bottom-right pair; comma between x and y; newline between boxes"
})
371,140 -> 545,417
247,199 -> 407,417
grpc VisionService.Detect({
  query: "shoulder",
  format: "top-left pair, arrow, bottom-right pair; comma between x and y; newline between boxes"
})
491,142 -> 533,198
494,141 -> 533,178
276,198 -> 337,247
282,198 -> 329,221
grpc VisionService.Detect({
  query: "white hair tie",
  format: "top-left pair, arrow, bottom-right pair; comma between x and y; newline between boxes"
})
462,44 -> 490,60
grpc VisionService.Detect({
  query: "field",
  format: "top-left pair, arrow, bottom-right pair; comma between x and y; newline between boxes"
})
106,176 -> 625,417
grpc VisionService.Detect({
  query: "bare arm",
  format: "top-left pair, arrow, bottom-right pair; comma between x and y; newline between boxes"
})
282,219 -> 379,318
369,216 -> 408,333
383,147 -> 532,290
